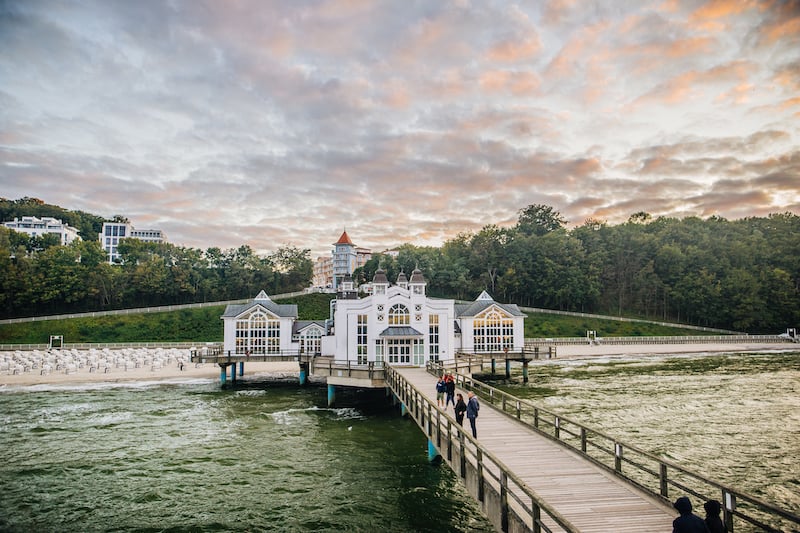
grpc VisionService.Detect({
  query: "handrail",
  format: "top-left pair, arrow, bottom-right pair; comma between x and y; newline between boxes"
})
386,366 -> 579,533
427,363 -> 800,533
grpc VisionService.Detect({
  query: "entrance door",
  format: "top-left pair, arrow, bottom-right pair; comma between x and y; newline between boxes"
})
387,339 -> 411,364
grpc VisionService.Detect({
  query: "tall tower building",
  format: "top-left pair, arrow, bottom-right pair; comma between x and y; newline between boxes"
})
332,230 -> 357,290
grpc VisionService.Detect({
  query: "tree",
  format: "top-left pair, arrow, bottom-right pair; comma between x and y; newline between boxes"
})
515,204 -> 567,236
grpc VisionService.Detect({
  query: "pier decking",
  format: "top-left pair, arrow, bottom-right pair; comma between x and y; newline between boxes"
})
391,367 -> 675,532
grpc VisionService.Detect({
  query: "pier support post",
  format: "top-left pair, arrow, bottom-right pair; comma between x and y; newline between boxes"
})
231,363 -> 237,382
427,439 -> 439,462
327,384 -> 336,407
505,359 -> 511,378
219,364 -> 227,385
522,361 -> 529,383
491,359 -> 496,374
299,362 -> 309,385
239,361 -> 244,376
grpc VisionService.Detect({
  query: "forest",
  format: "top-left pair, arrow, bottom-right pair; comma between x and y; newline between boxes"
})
1,198 -> 798,333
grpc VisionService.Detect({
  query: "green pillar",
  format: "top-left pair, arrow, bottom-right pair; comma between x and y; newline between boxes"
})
523,361 -> 529,383
505,359 -> 511,378
491,359 -> 496,374
427,439 -> 440,462
327,384 -> 336,407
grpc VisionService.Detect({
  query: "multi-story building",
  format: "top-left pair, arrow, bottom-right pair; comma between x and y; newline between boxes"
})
2,216 -> 81,245
312,231 -> 372,289
221,267 -> 526,367
99,221 -> 166,263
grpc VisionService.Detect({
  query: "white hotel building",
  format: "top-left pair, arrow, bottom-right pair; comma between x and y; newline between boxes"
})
99,222 -> 166,263
3,216 -> 81,245
222,267 -> 526,367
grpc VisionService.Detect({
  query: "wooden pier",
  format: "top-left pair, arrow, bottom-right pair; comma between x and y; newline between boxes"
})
388,366 -> 676,532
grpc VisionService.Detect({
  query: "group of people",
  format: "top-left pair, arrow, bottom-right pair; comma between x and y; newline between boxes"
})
673,496 -> 727,533
435,374 -> 480,438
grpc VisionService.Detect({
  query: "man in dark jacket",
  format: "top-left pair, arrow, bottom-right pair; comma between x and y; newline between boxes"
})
444,374 -> 456,409
466,391 -> 480,438
672,496 -> 710,533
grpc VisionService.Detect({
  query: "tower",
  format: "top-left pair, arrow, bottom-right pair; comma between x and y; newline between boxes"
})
332,230 -> 357,290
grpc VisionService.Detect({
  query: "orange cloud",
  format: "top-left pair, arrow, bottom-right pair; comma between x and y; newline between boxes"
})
689,0 -> 759,31
487,36 -> 541,62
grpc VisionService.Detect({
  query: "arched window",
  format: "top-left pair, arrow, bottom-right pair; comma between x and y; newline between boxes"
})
235,310 -> 281,354
473,310 -> 514,352
388,304 -> 410,325
300,326 -> 322,355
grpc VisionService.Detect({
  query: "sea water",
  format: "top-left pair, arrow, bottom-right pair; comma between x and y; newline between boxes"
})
0,379 -> 493,532
1,351 -> 798,532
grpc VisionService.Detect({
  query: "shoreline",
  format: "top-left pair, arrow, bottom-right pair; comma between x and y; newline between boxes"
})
1,343 -> 796,388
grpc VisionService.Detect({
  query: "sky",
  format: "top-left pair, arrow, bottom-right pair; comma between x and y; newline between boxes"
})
1,0 -> 798,258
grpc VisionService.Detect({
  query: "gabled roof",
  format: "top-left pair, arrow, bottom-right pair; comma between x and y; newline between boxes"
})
334,230 -> 354,245
292,320 -> 326,335
221,291 -> 298,319
455,292 -> 525,318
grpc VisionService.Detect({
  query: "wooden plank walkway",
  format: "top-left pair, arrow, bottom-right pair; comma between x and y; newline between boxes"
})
395,367 -> 676,532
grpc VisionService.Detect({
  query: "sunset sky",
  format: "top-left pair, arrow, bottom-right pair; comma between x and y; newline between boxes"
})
1,0 -> 798,258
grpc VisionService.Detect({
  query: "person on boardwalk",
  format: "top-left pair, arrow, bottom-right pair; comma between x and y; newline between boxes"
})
703,499 -> 726,533
444,374 -> 456,409
435,377 -> 446,407
466,391 -> 480,438
454,393 -> 466,425
672,496 -> 710,533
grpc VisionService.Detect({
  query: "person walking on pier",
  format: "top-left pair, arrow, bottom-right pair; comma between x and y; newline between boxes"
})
672,496 -> 710,533
703,499 -> 726,533
444,374 -> 455,409
466,391 -> 480,438
454,393 -> 466,426
435,377 -> 446,407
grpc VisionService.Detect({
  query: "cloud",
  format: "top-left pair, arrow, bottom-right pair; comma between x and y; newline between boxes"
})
0,0 -> 798,258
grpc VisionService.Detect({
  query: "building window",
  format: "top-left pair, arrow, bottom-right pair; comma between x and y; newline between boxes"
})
300,326 -> 322,355
235,310 -> 281,354
357,314 -> 368,364
473,310 -> 514,352
266,317 -> 280,353
429,315 -> 439,362
375,340 -> 384,365
388,304 -> 409,325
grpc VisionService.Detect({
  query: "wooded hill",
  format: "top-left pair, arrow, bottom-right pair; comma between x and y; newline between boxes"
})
1,199 -> 798,333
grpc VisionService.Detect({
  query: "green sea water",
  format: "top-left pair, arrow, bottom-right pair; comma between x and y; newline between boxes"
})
0,378 -> 493,532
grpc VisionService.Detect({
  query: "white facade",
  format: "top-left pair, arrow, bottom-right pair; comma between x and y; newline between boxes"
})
99,222 -> 166,263
222,268 -> 526,367
3,216 -> 81,245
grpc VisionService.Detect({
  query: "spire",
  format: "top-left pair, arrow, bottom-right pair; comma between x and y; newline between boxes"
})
334,230 -> 354,246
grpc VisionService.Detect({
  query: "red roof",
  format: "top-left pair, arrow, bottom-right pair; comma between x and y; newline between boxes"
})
334,230 -> 354,245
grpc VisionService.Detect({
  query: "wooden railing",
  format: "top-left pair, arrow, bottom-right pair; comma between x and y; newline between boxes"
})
427,364 -> 800,533
387,366 -> 579,533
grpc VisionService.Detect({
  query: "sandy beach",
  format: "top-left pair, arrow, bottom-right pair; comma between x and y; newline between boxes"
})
1,342 -> 795,387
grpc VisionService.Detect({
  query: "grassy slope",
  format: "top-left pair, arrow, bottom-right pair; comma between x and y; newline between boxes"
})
0,293 -> 704,344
